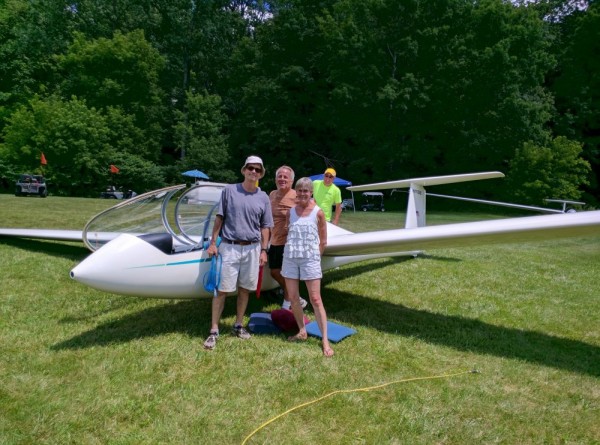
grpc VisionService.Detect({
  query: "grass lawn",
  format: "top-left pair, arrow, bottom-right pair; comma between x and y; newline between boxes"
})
0,195 -> 599,444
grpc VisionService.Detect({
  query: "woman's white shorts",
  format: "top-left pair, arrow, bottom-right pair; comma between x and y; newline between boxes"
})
281,256 -> 322,281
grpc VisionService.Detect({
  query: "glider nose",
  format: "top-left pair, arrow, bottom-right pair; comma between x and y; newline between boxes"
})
69,233 -> 207,298
69,261 -> 90,281
69,233 -> 149,293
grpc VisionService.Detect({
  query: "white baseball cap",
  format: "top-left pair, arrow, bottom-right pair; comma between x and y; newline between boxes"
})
241,155 -> 265,178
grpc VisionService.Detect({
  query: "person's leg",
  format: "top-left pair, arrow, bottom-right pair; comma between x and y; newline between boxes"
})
235,287 -> 250,327
278,271 -> 308,309
210,291 -> 228,332
269,246 -> 286,290
270,267 -> 284,286
278,272 -> 308,309
231,286 -> 252,339
270,267 -> 287,297
205,290 -> 227,349
285,277 -> 307,341
270,245 -> 306,308
305,279 -> 333,357
205,244 -> 239,349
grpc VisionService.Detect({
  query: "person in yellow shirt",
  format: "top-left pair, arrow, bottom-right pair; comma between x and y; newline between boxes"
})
312,167 -> 342,225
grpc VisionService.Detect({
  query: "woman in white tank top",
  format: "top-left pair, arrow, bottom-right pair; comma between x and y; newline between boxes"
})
281,177 -> 333,357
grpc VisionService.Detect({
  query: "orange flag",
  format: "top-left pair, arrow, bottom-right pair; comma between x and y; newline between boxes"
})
110,164 -> 120,174
40,153 -> 47,165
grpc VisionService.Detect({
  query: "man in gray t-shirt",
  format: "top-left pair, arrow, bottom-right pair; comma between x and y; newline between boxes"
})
217,183 -> 272,243
204,155 -> 273,350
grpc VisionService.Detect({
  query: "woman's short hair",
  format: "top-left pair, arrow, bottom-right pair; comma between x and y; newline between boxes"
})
295,177 -> 313,191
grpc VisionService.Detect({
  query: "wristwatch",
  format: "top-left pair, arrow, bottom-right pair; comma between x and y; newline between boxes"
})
261,248 -> 269,253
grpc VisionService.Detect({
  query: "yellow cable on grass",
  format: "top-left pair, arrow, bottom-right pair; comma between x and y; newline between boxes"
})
241,369 -> 479,444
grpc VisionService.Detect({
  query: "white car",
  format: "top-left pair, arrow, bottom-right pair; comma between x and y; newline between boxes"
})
15,174 -> 48,198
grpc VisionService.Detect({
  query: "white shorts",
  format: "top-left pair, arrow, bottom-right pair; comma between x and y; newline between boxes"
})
281,256 -> 322,281
218,243 -> 260,293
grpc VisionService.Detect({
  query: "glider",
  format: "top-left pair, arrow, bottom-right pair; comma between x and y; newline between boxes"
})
0,173 -> 598,299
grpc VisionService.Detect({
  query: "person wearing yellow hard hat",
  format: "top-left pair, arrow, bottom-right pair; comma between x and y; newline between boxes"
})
312,167 -> 342,225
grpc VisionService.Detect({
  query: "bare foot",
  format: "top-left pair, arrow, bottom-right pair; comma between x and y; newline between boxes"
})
322,345 -> 334,357
288,332 -> 307,342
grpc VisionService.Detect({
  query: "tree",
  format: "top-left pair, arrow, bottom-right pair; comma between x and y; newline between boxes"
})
507,136 -> 590,204
228,0 -> 342,179
0,0 -> 74,124
55,30 -> 166,161
1,96 -> 112,195
229,0 -> 556,191
547,3 -> 600,201
173,91 -> 235,182
0,95 -> 165,195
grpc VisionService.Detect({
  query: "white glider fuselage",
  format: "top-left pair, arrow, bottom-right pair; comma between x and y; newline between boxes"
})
68,210 -> 600,299
68,230 -> 415,299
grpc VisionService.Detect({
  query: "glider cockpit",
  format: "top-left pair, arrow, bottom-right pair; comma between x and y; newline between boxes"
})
82,183 -> 226,253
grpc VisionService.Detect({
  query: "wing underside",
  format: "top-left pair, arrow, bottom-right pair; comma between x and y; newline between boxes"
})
0,228 -> 84,242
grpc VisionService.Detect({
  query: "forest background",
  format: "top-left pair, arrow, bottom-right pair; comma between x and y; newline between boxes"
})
0,0 -> 598,206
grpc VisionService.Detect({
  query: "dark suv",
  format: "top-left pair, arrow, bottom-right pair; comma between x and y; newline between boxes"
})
15,174 -> 48,197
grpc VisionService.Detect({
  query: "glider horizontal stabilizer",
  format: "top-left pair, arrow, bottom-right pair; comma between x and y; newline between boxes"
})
347,172 -> 505,192
349,171 -> 505,229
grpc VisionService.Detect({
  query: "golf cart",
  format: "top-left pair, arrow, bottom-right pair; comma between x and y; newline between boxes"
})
15,174 -> 48,197
361,192 -> 385,212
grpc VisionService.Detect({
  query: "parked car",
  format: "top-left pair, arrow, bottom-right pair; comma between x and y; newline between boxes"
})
341,198 -> 354,211
15,174 -> 48,197
361,192 -> 385,212
100,186 -> 136,199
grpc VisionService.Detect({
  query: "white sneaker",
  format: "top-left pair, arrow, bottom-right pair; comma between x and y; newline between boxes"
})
282,298 -> 308,310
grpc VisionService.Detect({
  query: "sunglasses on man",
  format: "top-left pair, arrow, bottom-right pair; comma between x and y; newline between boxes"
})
246,166 -> 263,173
324,174 -> 334,178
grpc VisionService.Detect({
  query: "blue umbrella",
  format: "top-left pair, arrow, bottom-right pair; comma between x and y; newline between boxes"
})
309,174 -> 352,187
182,169 -> 209,180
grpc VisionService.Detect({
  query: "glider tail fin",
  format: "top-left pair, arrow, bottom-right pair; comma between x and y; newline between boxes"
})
405,183 -> 426,228
348,171 -> 505,230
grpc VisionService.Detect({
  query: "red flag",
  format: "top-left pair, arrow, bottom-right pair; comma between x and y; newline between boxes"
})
40,153 -> 47,165
110,164 -> 120,174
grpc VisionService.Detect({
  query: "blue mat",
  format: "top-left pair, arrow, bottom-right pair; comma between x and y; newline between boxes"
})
305,321 -> 356,343
249,313 -> 281,334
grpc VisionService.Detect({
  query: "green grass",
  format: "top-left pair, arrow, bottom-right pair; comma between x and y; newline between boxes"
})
1,195 -> 599,444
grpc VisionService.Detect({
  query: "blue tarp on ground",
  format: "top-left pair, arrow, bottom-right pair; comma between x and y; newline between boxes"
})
309,174 -> 352,187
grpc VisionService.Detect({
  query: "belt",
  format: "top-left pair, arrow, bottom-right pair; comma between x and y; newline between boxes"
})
222,239 -> 257,246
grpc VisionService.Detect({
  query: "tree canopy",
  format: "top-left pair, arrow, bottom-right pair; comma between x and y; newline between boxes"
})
0,0 -> 596,204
